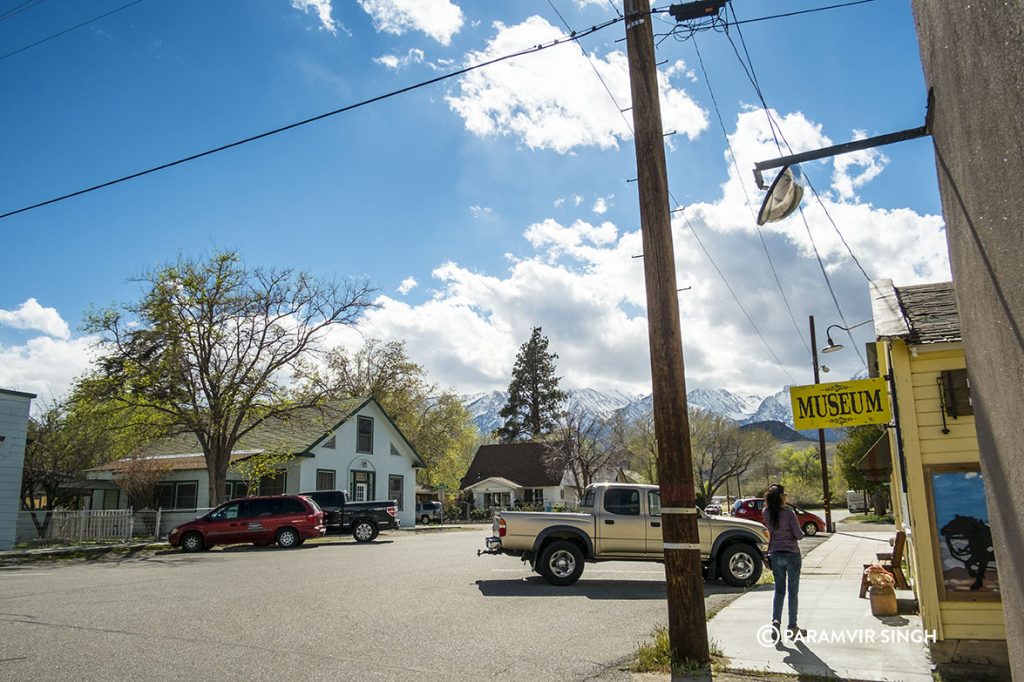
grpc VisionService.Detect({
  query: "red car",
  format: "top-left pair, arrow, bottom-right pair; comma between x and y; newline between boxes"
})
169,495 -> 326,552
730,497 -> 826,536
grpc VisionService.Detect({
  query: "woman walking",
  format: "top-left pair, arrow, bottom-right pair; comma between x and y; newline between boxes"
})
764,484 -> 806,641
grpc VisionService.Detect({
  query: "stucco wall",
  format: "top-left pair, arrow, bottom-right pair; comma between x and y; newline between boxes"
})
0,389 -> 34,550
911,1 -> 1024,671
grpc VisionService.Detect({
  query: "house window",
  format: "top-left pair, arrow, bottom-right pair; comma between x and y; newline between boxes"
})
102,489 -> 120,510
483,492 -> 511,508
316,469 -> 336,491
350,470 -> 375,502
388,475 -> 404,511
155,481 -> 200,509
390,442 -> 401,456
322,435 -> 336,449
224,481 -> 249,500
357,416 -> 373,453
524,488 -> 544,505
258,472 -> 287,496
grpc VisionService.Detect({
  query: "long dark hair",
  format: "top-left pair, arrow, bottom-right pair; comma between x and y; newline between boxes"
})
765,484 -> 784,529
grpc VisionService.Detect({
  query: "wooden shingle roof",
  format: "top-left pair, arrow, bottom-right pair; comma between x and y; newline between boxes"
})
871,279 -> 961,345
459,442 -> 565,489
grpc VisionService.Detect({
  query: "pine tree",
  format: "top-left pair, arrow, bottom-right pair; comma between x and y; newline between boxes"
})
497,327 -> 566,442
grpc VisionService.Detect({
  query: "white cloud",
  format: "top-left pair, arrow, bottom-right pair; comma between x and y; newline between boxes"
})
0,299 -> 71,339
469,205 -> 494,219
573,194 -> 584,206
554,198 -> 566,208
446,16 -> 708,153
357,0 -> 464,45
398,277 -> 418,295
337,110 -> 947,397
0,334 -> 98,403
374,48 -> 425,71
291,0 -> 339,34
592,195 -> 612,215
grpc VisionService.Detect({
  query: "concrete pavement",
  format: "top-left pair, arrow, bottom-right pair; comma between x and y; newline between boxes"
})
704,530 -> 934,681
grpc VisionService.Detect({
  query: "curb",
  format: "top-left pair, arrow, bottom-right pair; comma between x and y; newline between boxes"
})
0,542 -> 169,560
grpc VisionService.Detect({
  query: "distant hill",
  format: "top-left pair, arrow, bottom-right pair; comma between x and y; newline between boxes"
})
739,420 -> 812,443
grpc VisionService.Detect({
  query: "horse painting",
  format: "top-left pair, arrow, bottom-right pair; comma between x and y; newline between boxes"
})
940,514 -> 995,591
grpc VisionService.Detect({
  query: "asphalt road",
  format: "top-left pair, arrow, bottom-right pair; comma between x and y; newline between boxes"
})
0,529 -> 756,681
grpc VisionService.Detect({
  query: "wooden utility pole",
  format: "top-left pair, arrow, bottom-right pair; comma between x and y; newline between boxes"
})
624,0 -> 709,665
809,316 -> 833,532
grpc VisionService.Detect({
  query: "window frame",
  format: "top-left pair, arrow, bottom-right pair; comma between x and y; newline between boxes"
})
316,469 -> 336,491
388,474 -> 404,511
356,416 -> 374,454
257,471 -> 287,497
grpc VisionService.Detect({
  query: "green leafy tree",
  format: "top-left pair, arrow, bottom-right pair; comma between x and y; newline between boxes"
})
835,424 -> 889,514
497,327 -> 566,442
775,444 -> 846,507
82,251 -> 375,507
327,339 -> 478,502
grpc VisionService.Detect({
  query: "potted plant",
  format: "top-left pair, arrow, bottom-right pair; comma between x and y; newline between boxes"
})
864,562 -> 898,616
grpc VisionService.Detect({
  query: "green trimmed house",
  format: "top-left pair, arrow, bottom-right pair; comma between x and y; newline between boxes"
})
86,397 -> 425,528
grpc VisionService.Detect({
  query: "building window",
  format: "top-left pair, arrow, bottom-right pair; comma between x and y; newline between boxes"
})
316,469 -> 336,491
939,369 -> 973,418
350,470 -> 375,502
258,472 -> 287,496
388,475 -> 404,511
357,416 -> 373,453
102,489 -> 120,510
524,488 -> 544,505
322,434 -> 336,449
155,481 -> 200,509
224,481 -> 249,500
390,442 -> 401,456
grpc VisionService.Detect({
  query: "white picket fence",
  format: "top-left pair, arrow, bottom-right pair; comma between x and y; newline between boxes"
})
15,509 -> 162,545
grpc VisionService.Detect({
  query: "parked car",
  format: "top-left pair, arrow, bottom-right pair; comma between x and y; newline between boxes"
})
416,500 -> 443,525
299,489 -> 399,542
168,495 -> 325,552
730,497 -> 826,536
480,483 -> 769,587
704,501 -> 723,515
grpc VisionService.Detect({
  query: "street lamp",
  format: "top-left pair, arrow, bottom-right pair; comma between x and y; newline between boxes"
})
808,317 -> 872,532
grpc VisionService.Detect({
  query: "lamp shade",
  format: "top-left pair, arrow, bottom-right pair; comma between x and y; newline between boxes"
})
757,164 -> 805,225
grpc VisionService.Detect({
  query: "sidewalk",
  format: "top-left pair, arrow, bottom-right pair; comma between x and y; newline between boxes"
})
703,531 -> 934,681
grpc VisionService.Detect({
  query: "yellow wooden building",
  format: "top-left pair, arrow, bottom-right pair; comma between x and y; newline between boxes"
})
871,279 -> 1006,662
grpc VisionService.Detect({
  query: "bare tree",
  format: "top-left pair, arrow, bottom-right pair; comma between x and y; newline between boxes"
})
690,409 -> 776,507
617,402 -> 659,484
113,456 -> 172,510
83,251 -> 376,507
543,403 -> 627,500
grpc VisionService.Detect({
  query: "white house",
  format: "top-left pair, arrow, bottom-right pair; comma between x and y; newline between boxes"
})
460,442 -> 583,511
0,388 -> 35,550
87,397 -> 425,528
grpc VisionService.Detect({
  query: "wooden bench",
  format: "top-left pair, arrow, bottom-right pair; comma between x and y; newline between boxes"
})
860,530 -> 909,598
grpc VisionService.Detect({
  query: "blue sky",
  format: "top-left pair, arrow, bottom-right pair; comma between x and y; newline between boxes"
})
0,0 -> 949,403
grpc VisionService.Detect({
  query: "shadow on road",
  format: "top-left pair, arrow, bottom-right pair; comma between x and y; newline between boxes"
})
476,576 -> 746,600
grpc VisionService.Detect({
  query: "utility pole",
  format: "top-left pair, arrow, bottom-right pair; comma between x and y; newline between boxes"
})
809,316 -> 833,532
624,0 -> 709,665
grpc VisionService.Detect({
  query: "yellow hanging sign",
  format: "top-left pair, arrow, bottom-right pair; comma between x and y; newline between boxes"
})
789,378 -> 892,430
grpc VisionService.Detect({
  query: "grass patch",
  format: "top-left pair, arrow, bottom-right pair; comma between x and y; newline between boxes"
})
843,513 -> 895,524
632,628 -> 728,675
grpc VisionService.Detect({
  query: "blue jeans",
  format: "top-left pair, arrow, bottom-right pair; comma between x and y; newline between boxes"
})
770,551 -> 802,628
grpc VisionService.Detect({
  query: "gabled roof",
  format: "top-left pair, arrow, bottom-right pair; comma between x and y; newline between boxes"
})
92,451 -> 259,473
464,476 -> 522,491
459,442 -> 565,490
871,279 -> 961,345
96,397 -> 426,469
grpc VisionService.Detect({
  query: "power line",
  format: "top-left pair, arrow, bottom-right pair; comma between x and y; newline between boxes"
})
0,0 -> 146,62
690,35 -> 810,357
0,14 -> 625,221
651,0 -> 881,33
548,0 -> 796,381
0,0 -> 45,22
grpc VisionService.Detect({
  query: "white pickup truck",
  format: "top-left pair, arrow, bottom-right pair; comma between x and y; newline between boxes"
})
479,482 -> 769,586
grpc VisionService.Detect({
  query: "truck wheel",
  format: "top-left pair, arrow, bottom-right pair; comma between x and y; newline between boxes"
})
718,543 -> 762,587
538,540 -> 584,586
352,521 -> 379,543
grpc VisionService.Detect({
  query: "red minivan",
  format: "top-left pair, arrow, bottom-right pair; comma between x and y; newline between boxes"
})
169,495 -> 326,552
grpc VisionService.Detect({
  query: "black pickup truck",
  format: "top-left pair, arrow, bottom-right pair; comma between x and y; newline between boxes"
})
299,490 -> 400,542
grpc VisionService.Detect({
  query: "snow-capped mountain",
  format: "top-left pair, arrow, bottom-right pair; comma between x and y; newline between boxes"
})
463,388 -> 642,436
462,390 -> 509,436
687,388 -> 763,421
741,388 -> 793,426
